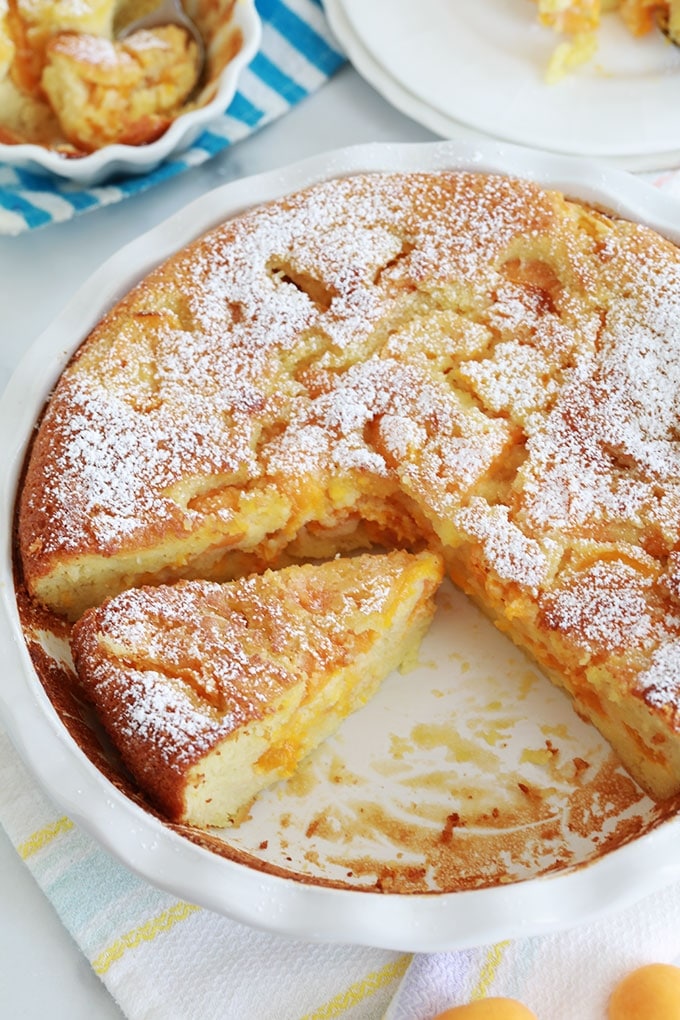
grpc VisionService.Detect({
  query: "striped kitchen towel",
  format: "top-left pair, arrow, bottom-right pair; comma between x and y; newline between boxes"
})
0,0 -> 345,237
3,721 -> 680,1020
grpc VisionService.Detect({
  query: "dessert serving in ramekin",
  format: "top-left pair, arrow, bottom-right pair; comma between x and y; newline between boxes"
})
0,0 -> 260,185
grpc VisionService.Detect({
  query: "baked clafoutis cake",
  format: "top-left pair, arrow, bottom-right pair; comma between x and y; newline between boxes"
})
16,169 -> 680,819
70,550 -> 443,827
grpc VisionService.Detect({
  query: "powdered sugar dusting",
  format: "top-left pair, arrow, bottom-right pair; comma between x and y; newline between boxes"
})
518,232 -> 680,539
29,373 -> 259,552
539,559 -> 658,655
109,668 -> 231,772
72,553 -> 431,775
638,641 -> 680,712
454,497 -> 552,592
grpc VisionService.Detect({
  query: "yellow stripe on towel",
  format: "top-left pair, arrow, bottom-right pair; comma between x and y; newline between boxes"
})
92,901 -> 201,975
18,816 -> 74,859
300,954 -> 412,1020
471,940 -> 511,999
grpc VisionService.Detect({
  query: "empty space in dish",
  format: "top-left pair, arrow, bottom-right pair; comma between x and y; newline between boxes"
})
223,579 -> 667,891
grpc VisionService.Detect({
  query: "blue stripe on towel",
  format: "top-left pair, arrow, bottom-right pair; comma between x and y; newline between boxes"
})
56,189 -> 101,212
0,188 -> 53,229
194,130 -> 235,156
250,50 -> 308,105
116,159 -> 187,195
13,168 -> 100,213
255,0 -> 345,76
227,90 -> 267,128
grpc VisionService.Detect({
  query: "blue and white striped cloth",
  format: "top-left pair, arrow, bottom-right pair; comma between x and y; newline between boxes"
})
0,0 -> 346,236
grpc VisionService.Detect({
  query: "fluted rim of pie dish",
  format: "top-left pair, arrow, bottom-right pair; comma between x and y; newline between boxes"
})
0,0 -> 261,186
2,139 -> 680,951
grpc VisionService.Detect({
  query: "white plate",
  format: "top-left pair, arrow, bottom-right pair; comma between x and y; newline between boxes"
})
3,140 -> 680,952
324,0 -> 680,171
0,0 -> 261,186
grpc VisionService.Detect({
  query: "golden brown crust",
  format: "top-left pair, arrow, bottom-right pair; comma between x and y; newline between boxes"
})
17,169 -> 680,803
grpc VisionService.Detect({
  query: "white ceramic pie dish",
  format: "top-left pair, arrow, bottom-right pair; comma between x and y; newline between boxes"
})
3,139 -> 680,952
0,0 -> 261,186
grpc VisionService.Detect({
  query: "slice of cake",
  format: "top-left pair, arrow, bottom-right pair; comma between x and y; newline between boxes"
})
70,549 -> 443,828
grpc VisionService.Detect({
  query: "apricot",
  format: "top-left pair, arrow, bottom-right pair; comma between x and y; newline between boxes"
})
608,963 -> 680,1019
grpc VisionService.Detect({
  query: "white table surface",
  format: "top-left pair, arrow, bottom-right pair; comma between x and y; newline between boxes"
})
0,65 -> 435,1020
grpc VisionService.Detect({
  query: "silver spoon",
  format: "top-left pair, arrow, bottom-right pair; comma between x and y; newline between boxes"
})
118,0 -> 206,81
